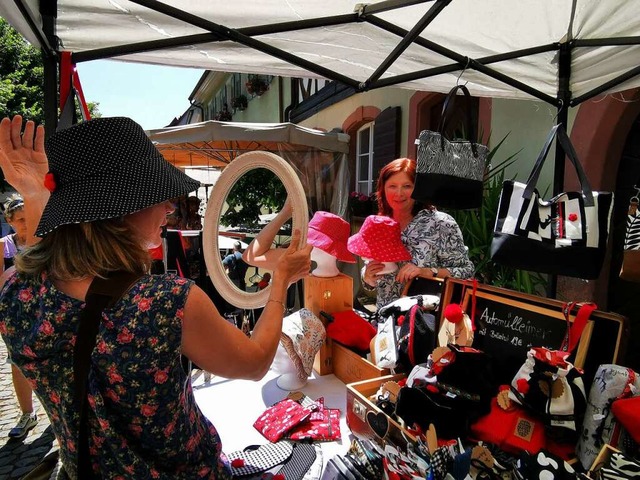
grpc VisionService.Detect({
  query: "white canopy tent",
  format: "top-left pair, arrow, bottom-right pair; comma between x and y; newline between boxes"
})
2,0 -> 639,104
2,0 -> 640,194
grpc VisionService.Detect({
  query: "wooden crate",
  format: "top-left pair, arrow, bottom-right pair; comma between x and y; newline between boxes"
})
346,374 -> 416,449
303,274 -> 353,376
332,342 -> 390,385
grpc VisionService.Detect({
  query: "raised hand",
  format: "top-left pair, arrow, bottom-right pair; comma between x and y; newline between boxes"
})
0,116 -> 49,244
275,228 -> 312,285
0,116 -> 48,197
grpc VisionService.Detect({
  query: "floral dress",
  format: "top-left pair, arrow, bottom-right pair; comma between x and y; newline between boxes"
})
373,209 -> 475,309
0,272 -> 232,480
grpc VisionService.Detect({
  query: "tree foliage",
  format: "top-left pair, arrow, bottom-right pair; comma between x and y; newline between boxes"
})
0,18 -> 45,124
0,18 -> 101,126
220,168 -> 287,230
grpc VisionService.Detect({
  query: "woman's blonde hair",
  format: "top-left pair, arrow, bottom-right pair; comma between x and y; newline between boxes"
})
15,218 -> 151,280
2,193 -> 25,221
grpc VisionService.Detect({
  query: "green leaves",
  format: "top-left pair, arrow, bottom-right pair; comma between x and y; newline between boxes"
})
0,18 -> 45,125
220,168 -> 287,230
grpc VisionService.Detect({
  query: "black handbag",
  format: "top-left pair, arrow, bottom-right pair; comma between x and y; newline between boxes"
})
412,84 -> 488,210
490,124 -> 614,279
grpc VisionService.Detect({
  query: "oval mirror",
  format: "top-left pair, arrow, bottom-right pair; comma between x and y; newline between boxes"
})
203,151 -> 308,309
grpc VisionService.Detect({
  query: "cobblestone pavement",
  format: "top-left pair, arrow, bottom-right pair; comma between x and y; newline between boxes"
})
0,337 -> 56,480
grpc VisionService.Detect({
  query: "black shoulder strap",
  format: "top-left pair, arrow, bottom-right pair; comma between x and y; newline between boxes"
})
73,271 -> 142,477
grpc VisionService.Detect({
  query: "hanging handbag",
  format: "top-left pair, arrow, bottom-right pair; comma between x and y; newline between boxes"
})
620,193 -> 640,281
491,124 -> 614,279
412,84 -> 489,210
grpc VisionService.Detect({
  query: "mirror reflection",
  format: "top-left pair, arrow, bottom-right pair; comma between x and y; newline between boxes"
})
218,167 -> 291,296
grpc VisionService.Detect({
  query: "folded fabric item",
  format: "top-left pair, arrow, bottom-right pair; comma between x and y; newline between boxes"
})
287,397 -> 341,442
227,441 -> 294,477
612,395 -> 640,443
274,443 -> 317,480
302,446 -> 323,480
253,398 -> 316,442
516,449 -> 576,480
325,310 -> 376,351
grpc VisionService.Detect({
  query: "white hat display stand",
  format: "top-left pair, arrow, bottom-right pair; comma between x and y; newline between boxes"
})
272,343 -> 309,391
310,247 -> 340,278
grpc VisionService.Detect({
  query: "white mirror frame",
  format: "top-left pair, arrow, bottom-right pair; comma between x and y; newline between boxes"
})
203,151 -> 309,309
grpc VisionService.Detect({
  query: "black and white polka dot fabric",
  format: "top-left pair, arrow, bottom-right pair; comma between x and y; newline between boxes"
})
35,117 -> 200,237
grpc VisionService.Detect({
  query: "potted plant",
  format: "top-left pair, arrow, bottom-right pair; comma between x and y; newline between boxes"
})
245,75 -> 269,96
231,94 -> 248,111
349,191 -> 377,217
214,103 -> 233,121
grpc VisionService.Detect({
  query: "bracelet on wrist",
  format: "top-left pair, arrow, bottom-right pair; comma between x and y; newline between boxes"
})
267,299 -> 287,315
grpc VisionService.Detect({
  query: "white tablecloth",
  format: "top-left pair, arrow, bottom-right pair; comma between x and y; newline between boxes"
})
193,368 -> 352,467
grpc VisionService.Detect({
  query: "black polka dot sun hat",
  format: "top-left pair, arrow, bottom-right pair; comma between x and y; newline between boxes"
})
35,117 -> 201,237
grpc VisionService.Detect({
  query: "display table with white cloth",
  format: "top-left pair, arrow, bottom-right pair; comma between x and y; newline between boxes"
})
193,367 -> 351,467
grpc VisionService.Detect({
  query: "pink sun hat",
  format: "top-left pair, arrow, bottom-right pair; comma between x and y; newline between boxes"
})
347,215 -> 412,262
306,211 -> 355,263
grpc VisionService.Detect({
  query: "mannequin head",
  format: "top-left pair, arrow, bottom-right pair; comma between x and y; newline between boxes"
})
272,342 -> 309,390
310,246 -> 340,277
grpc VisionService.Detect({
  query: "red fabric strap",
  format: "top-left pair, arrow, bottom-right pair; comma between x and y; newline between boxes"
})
561,302 -> 597,353
59,51 -> 91,121
59,51 -> 73,113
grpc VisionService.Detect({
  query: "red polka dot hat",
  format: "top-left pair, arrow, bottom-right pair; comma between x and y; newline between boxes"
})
35,117 -> 200,237
306,211 -> 355,263
347,215 -> 412,262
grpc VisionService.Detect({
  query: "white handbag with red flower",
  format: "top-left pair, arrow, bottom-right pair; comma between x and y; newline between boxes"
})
508,302 -> 596,433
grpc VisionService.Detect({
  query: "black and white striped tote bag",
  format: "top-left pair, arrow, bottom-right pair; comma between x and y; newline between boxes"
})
491,124 -> 613,279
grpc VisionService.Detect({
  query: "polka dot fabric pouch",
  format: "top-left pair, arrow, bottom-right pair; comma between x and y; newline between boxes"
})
253,398 -> 316,442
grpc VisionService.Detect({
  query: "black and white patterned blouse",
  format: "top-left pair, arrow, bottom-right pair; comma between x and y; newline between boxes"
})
371,209 -> 474,309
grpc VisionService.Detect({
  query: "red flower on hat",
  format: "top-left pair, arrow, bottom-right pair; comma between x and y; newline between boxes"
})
568,213 -> 578,221
231,458 -> 245,468
44,172 -> 57,192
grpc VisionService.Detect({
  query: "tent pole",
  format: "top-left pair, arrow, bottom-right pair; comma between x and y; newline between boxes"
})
40,0 -> 58,138
546,41 -> 572,299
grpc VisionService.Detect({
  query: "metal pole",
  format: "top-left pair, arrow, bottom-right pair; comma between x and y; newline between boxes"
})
546,41 -> 572,299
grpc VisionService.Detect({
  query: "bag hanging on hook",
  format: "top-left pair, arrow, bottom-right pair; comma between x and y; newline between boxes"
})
490,124 -> 614,279
412,84 -> 489,210
620,189 -> 640,282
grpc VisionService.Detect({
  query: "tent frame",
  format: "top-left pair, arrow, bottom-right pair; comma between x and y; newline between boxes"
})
11,0 -> 640,295
25,0 -> 640,194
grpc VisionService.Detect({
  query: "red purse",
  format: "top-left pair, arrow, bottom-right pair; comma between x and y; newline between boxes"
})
253,398 -> 316,442
612,396 -> 640,443
470,386 -> 546,455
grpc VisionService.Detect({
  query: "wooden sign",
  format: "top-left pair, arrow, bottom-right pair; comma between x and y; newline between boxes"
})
440,279 -> 627,389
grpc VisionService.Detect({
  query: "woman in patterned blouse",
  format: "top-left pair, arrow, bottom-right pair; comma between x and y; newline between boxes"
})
362,158 -> 474,309
0,115 -> 311,479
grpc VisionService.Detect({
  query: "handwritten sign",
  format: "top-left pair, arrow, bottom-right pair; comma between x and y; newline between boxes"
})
464,291 -> 569,384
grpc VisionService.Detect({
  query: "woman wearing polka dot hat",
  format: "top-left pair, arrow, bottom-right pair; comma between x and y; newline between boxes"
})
361,157 -> 474,309
0,115 -> 311,478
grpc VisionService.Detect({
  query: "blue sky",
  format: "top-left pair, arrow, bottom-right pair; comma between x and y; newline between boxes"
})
76,60 -> 204,130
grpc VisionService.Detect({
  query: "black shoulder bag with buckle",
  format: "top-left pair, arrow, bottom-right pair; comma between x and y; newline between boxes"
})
23,271 -> 142,480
